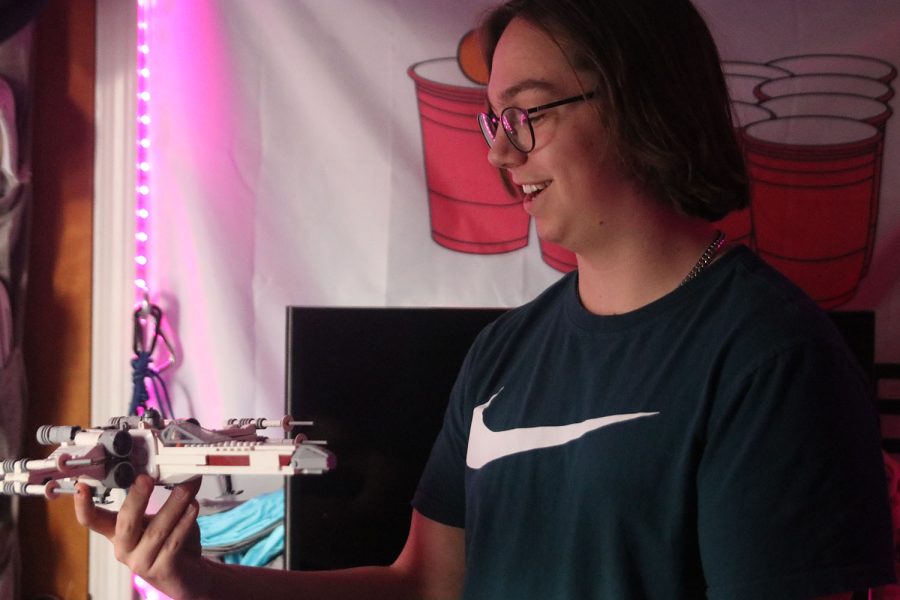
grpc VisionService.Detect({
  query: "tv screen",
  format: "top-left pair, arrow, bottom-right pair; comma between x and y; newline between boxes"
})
284,306 -> 505,570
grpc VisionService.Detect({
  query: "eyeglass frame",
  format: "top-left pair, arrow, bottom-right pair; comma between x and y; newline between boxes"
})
477,91 -> 596,153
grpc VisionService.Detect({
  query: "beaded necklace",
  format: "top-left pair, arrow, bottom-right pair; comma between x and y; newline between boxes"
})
680,230 -> 726,286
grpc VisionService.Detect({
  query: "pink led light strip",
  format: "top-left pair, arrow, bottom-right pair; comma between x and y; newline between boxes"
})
133,5 -> 171,596
135,0 -> 152,303
133,9 -> 172,596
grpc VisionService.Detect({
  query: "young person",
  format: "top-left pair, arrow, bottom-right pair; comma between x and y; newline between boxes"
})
74,1 -> 895,598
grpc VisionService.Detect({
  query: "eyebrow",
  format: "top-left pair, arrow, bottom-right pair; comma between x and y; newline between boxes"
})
488,78 -> 562,111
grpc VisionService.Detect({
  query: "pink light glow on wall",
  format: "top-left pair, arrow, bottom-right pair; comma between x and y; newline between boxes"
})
136,0 -> 262,425
133,574 -> 173,600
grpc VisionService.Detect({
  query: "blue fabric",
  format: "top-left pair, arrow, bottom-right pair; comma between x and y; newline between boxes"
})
198,488 -> 285,566
221,524 -> 285,567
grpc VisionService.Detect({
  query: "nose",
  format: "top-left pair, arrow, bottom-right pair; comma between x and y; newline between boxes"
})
486,130 -> 526,170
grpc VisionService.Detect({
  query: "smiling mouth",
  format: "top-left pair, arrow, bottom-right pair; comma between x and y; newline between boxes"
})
521,181 -> 550,198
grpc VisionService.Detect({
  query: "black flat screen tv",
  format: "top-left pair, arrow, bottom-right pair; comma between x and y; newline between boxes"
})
284,306 -> 505,570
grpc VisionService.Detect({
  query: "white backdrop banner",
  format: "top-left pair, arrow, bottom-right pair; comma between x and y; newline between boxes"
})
142,1 -> 900,422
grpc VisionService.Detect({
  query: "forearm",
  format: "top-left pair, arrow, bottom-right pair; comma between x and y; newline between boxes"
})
191,510 -> 466,600
194,559 -> 428,600
74,475 -> 463,600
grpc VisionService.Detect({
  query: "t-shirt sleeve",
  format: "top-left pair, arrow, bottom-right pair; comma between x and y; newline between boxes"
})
411,344 -> 477,529
698,339 -> 896,599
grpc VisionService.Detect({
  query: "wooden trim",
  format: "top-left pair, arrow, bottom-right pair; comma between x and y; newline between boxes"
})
91,0 -> 138,598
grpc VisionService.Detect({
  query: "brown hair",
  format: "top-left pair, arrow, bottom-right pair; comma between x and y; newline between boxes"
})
479,0 -> 749,221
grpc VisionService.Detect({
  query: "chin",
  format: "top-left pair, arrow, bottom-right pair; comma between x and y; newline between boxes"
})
535,220 -> 563,243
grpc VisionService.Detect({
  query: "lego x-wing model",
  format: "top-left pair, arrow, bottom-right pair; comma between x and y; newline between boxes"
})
0,409 -> 335,502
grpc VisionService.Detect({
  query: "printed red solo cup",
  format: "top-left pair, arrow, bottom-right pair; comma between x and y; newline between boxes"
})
408,58 -> 530,254
761,93 -> 892,131
716,210 -> 754,249
723,62 -> 792,104
539,239 -> 577,273
725,74 -> 770,105
742,116 -> 882,308
760,93 -> 892,274
754,73 -> 894,103
731,101 -> 775,129
723,61 -> 793,79
768,54 -> 897,85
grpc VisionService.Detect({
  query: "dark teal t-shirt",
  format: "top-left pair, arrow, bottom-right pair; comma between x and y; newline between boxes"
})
413,246 -> 894,600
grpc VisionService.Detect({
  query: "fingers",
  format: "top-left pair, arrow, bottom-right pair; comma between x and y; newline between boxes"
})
73,472 -> 205,595
73,482 -> 117,540
160,500 -> 200,558
115,474 -> 156,555
128,477 -> 202,572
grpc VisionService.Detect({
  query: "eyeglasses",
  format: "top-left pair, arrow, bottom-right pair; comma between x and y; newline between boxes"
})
477,92 -> 595,153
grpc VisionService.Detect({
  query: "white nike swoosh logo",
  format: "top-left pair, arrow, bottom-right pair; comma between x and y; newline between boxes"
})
466,389 -> 659,469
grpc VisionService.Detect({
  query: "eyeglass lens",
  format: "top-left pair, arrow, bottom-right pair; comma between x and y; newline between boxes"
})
478,113 -> 498,145
478,108 -> 533,153
501,108 -> 532,152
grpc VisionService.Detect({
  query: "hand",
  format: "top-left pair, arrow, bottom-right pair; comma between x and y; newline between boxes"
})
73,473 -> 208,599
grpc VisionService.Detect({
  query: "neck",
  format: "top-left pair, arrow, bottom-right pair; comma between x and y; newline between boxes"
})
573,214 -> 724,316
